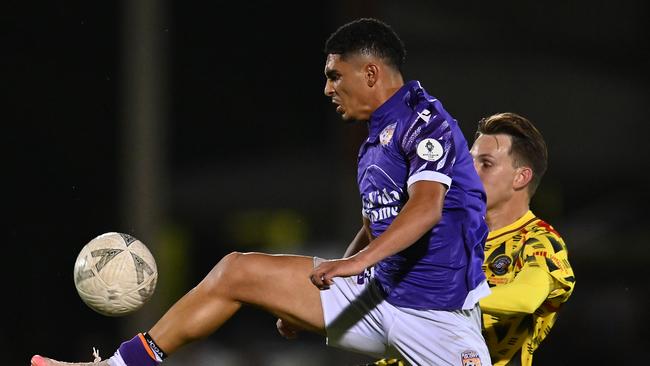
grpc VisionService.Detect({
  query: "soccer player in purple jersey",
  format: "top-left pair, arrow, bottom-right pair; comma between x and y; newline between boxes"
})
31,18 -> 491,366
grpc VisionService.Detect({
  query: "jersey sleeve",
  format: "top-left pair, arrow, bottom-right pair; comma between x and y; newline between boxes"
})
480,266 -> 553,315
520,230 -> 576,304
400,106 -> 456,189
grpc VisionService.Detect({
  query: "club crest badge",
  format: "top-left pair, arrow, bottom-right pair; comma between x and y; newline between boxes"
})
460,350 -> 482,366
489,254 -> 512,276
380,123 -> 396,146
416,138 -> 443,161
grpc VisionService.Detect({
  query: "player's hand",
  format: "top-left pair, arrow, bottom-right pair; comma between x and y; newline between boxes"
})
310,257 -> 367,290
276,318 -> 300,340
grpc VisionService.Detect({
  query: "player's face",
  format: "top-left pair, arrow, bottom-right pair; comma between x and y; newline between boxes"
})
323,54 -> 373,122
471,134 -> 518,211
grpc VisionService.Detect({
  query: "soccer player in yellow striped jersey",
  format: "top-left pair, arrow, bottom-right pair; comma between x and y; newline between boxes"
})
470,112 -> 575,366
364,112 -> 575,366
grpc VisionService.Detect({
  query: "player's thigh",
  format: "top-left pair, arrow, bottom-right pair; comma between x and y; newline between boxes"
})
220,252 -> 325,335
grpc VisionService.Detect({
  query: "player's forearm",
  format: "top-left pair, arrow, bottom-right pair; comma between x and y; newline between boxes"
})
480,266 -> 553,315
353,199 -> 440,267
344,226 -> 371,258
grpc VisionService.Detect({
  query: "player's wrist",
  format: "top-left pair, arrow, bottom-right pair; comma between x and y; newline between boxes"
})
350,248 -> 378,270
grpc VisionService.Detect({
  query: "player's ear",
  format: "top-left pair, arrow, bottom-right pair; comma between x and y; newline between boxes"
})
513,166 -> 533,191
365,63 -> 378,87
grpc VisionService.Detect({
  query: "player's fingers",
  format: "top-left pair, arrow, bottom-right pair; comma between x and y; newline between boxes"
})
282,327 -> 298,339
277,319 -> 288,332
309,272 -> 321,287
322,272 -> 335,286
276,319 -> 298,339
309,270 -> 330,290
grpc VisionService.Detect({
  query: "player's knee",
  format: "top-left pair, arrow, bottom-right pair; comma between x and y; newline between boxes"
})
201,252 -> 240,288
203,251 -> 251,292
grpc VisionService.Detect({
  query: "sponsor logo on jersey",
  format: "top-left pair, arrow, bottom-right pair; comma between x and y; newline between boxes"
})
380,123 -> 396,146
460,350 -> 482,366
362,188 -> 402,223
416,138 -> 443,161
489,254 -> 512,276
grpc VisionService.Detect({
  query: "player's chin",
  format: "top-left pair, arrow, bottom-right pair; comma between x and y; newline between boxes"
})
339,112 -> 359,124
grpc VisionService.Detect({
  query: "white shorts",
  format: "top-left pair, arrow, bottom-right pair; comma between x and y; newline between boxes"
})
316,258 -> 491,366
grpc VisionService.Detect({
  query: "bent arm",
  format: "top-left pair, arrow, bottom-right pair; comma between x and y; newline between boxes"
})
351,180 -> 446,268
480,266 -> 554,316
343,217 -> 371,258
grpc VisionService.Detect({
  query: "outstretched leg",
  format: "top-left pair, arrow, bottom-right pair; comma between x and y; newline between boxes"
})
32,252 -> 325,365
146,251 -> 325,355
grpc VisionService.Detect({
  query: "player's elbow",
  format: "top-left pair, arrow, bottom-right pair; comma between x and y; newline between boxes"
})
421,208 -> 442,229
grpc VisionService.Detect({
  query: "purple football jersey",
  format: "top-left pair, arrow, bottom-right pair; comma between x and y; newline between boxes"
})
358,80 -> 488,310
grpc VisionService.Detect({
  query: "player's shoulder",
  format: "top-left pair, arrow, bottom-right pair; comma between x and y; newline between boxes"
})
526,216 -> 563,238
524,215 -> 569,252
400,81 -> 454,126
396,98 -> 455,141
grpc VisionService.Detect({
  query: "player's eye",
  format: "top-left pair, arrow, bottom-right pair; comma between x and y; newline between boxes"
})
326,72 -> 341,82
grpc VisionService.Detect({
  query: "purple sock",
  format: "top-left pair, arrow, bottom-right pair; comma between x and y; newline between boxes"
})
117,333 -> 163,366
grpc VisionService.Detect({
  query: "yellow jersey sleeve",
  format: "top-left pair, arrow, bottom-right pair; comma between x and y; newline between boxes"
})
480,266 -> 553,315
520,224 -> 575,306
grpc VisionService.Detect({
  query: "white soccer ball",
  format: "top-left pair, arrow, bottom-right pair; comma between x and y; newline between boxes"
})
73,232 -> 158,317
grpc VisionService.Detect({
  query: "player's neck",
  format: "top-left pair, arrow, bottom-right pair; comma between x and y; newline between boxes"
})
486,200 -> 530,232
374,71 -> 404,106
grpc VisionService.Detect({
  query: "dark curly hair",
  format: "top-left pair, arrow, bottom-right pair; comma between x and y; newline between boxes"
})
324,18 -> 406,72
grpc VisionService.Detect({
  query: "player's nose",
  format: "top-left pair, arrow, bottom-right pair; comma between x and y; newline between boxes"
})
324,80 -> 335,97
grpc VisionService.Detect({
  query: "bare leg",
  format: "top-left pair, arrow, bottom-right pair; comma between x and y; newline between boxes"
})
147,252 -> 325,355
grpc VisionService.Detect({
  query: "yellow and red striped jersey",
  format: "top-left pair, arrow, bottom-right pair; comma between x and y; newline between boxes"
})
482,210 -> 575,366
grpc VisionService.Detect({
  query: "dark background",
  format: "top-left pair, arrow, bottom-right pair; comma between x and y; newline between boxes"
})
5,1 -> 649,365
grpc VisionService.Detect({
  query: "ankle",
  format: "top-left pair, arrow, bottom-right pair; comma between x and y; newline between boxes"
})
114,333 -> 164,366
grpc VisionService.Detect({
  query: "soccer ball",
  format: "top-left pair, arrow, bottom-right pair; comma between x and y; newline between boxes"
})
73,232 -> 158,317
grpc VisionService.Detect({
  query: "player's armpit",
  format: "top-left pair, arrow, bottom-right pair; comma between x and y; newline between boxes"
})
480,266 -> 553,316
